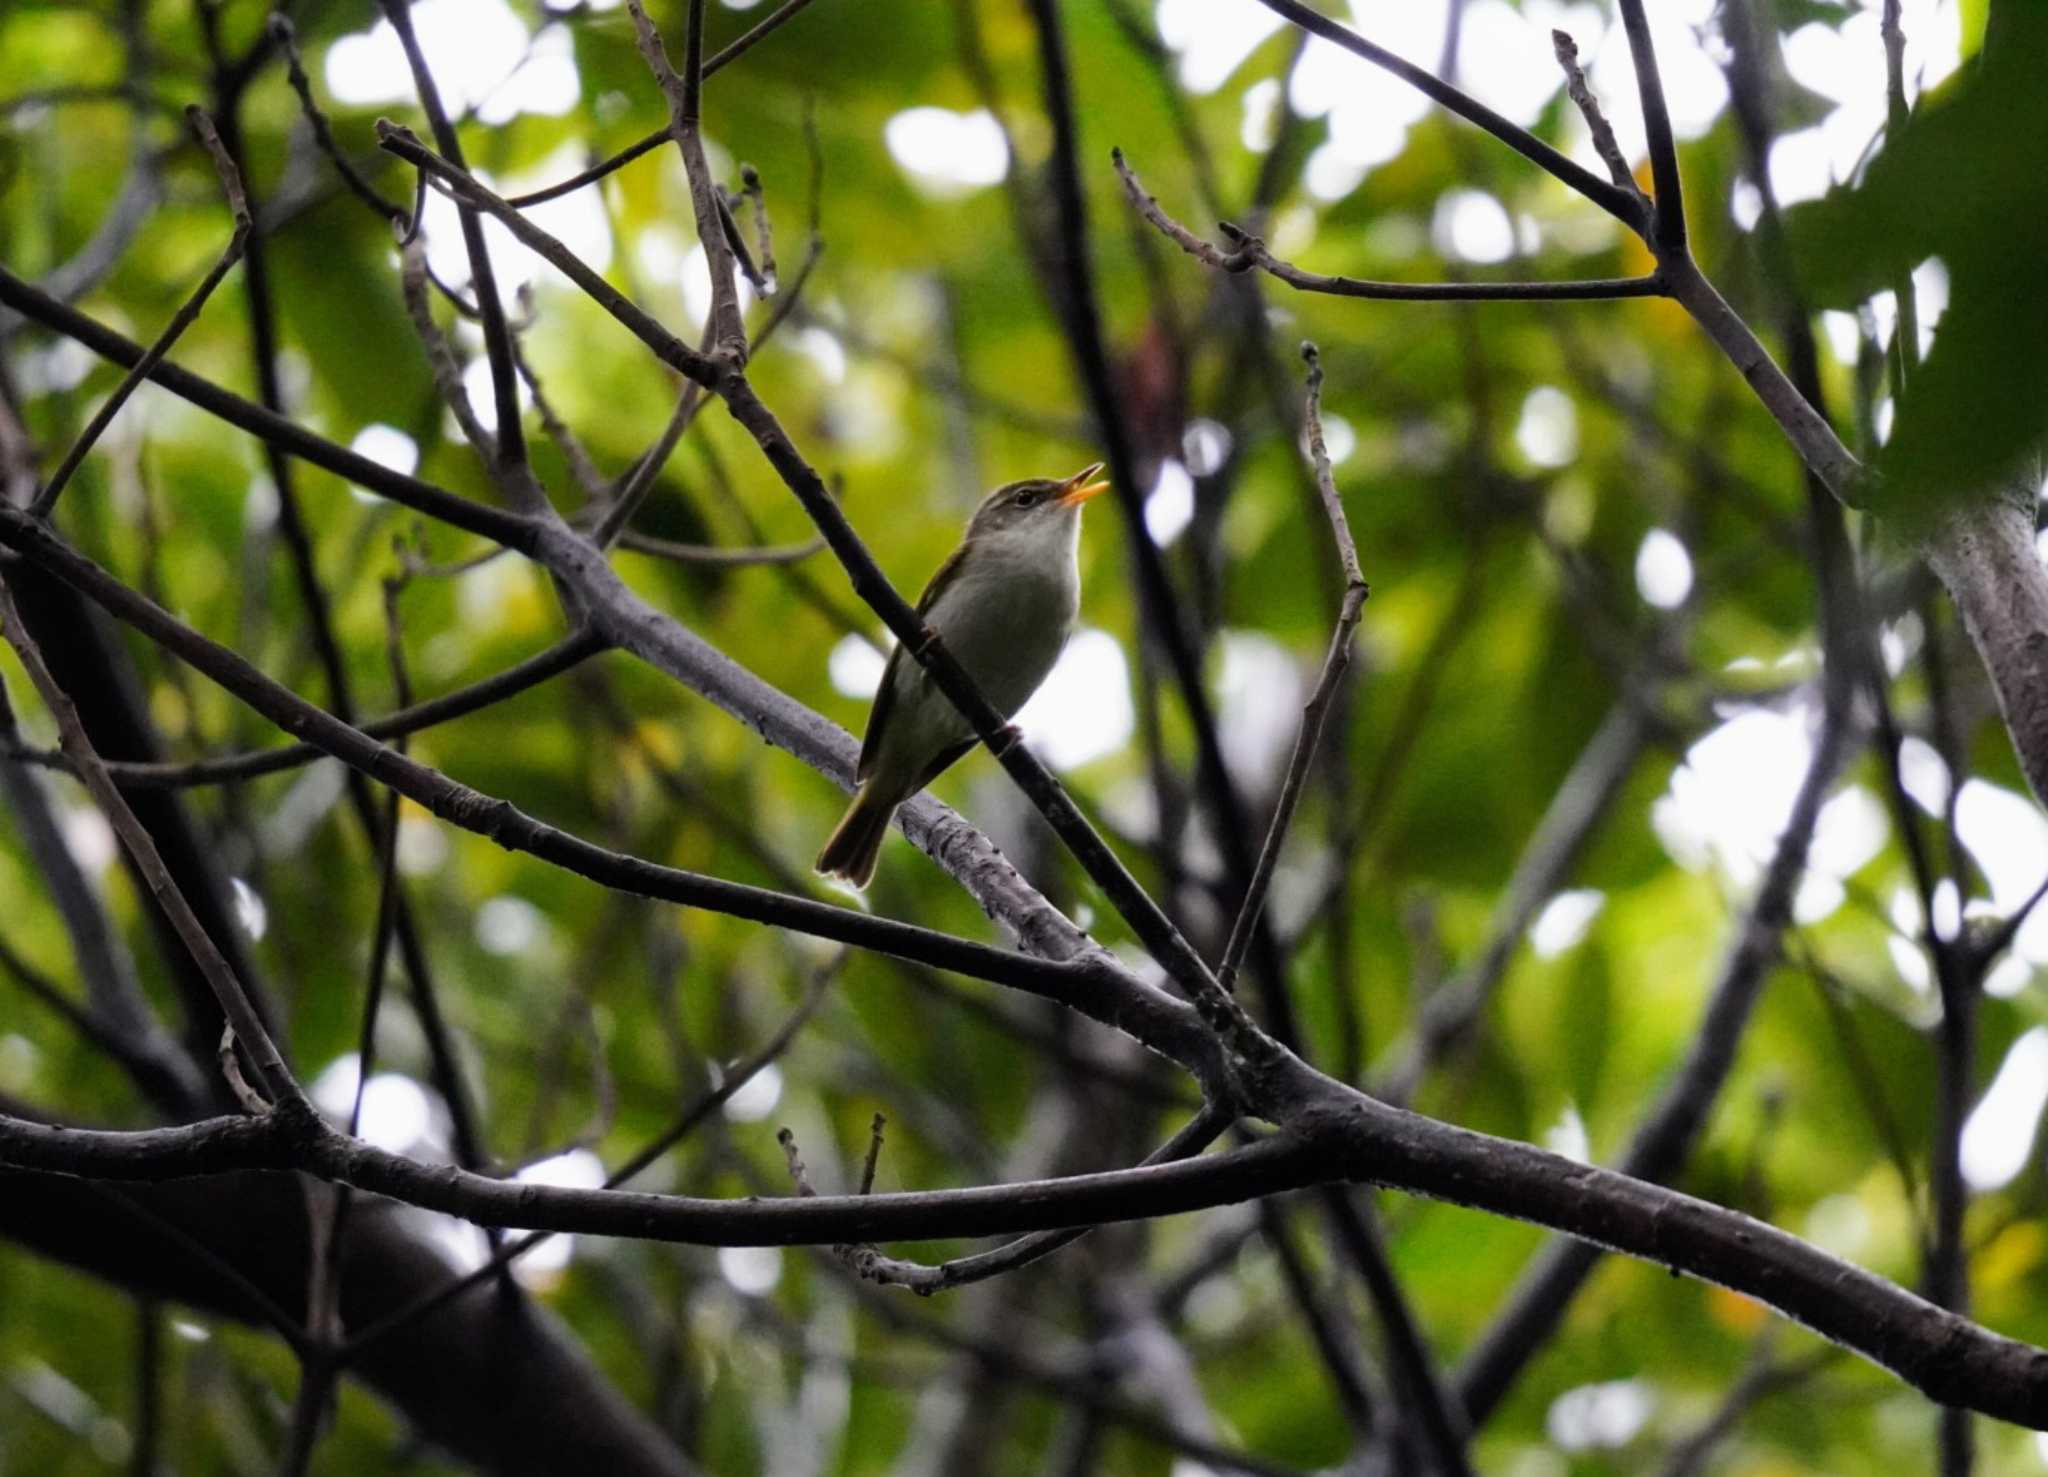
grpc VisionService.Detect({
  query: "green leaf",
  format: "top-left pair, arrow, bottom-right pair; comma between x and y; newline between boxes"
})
1786,4 -> 2048,520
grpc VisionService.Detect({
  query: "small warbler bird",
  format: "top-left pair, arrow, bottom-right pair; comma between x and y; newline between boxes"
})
817,463 -> 1111,887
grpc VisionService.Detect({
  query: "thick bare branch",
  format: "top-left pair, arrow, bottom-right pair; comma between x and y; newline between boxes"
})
7,1076 -> 2048,1427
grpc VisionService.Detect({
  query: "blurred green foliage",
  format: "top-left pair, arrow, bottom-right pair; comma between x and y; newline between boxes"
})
2,0 -> 2045,1473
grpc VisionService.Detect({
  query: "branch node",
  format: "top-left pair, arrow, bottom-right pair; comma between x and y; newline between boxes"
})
219,1026 -> 272,1116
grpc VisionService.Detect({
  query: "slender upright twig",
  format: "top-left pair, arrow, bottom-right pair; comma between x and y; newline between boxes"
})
1215,344 -> 1369,996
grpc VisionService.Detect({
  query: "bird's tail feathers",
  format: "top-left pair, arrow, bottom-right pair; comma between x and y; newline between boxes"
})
816,785 -> 896,889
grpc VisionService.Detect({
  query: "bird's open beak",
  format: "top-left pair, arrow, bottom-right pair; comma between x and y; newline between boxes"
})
1057,462 -> 1111,507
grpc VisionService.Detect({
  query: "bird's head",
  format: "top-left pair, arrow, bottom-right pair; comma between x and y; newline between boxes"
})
965,463 -> 1110,542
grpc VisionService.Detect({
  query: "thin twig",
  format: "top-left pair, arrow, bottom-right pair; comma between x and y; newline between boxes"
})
715,190 -> 766,294
778,1117 -> 970,1288
1114,149 -> 1660,303
269,15 -> 408,227
591,233 -> 822,548
3,628 -> 607,790
216,1027 -> 269,1115
618,529 -> 827,567
1552,29 -> 1648,204
592,353 -> 709,549
505,0 -> 824,209
511,309 -> 607,502
1215,344 -> 1369,995
30,108 -> 249,518
377,0 -> 532,488
858,1111 -> 886,1196
629,0 -> 749,363
1248,0 -> 1647,231
1972,870 -> 2048,969
855,1102 -> 1235,1295
739,163 -> 777,291
399,235 -> 495,456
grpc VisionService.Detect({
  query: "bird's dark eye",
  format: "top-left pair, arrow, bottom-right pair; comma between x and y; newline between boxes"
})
1013,489 -> 1040,509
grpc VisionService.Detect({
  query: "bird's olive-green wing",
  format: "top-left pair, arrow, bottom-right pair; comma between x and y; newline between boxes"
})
910,736 -> 978,792
855,542 -> 971,785
855,643 -> 902,784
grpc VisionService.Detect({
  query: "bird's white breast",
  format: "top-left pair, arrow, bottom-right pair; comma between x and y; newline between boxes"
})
924,521 -> 1080,716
